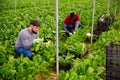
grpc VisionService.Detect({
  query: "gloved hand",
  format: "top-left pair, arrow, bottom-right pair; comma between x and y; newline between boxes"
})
86,33 -> 91,37
69,33 -> 72,36
33,38 -> 44,44
73,31 -> 76,34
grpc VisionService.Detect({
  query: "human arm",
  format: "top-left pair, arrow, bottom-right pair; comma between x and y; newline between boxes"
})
63,24 -> 71,34
73,14 -> 80,33
74,21 -> 79,32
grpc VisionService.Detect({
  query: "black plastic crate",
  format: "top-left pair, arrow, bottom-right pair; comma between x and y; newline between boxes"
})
106,41 -> 120,80
58,48 -> 88,71
59,62 -> 72,71
59,48 -> 88,59
69,48 -> 88,59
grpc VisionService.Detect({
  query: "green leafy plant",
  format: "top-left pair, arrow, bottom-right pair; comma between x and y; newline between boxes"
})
68,43 -> 86,54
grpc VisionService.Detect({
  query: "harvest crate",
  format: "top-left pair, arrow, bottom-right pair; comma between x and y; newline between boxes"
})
58,48 -> 88,71
93,14 -> 115,36
106,41 -> 120,80
68,48 -> 88,59
73,48 -> 88,59
97,14 -> 115,27
59,62 -> 72,71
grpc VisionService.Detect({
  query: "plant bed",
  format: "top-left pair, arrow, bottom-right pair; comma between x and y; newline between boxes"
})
93,30 -> 103,35
69,48 -> 88,59
54,58 -> 72,71
85,33 -> 99,43
59,51 -> 68,59
54,53 -> 74,71
59,47 -> 88,60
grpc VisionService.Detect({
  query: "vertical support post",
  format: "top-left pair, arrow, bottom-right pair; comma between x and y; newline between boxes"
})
14,0 -> 16,13
107,0 -> 110,14
48,0 -> 50,6
114,0 -> 117,18
91,0 -> 96,44
34,0 -> 36,8
55,0 -> 59,78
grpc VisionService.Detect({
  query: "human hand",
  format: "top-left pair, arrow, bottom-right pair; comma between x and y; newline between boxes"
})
73,31 -> 76,34
86,33 -> 91,37
69,33 -> 72,36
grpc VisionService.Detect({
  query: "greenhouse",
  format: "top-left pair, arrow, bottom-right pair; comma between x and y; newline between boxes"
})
0,0 -> 120,80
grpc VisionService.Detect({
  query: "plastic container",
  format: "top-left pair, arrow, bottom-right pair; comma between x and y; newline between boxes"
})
106,41 -> 120,80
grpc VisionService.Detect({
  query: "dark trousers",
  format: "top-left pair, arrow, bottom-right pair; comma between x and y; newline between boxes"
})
65,24 -> 84,36
66,24 -> 84,33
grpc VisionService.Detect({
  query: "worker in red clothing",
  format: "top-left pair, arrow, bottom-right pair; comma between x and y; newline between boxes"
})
63,12 -> 84,36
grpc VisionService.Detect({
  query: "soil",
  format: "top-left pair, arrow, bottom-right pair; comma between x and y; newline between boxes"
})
37,69 -> 57,80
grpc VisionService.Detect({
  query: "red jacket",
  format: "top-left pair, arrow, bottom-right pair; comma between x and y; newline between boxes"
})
64,14 -> 80,26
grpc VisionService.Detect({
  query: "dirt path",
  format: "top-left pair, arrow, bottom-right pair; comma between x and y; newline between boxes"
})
38,69 -> 57,80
